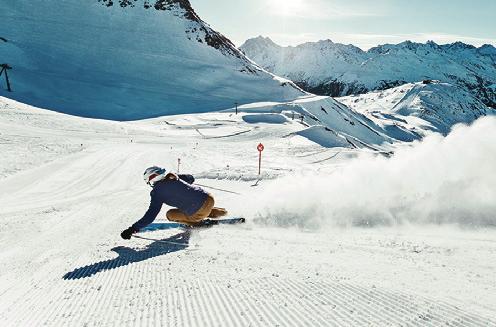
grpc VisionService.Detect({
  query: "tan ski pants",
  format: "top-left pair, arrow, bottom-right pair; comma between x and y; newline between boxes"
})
166,194 -> 227,225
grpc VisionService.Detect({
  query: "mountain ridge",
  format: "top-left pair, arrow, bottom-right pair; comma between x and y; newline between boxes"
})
244,35 -> 496,55
240,36 -> 496,109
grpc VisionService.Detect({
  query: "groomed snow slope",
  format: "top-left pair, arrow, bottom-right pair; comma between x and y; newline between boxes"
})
0,0 -> 304,120
1,97 -> 496,326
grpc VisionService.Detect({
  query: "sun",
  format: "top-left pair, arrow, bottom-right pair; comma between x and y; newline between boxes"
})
268,0 -> 306,17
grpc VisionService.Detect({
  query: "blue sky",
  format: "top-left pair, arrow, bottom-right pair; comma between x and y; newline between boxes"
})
189,0 -> 496,49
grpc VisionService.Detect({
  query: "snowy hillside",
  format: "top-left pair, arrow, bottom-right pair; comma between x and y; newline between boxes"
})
240,37 -> 496,108
0,1 -> 304,120
1,96 -> 496,325
338,81 -> 491,138
253,82 -> 492,148
234,97 -> 392,150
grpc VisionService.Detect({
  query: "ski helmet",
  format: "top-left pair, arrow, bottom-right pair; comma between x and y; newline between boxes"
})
143,166 -> 166,186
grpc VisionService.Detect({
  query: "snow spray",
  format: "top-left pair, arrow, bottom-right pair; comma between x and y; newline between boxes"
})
237,116 -> 496,229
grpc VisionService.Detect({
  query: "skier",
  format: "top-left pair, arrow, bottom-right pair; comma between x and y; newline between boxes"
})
121,166 -> 227,240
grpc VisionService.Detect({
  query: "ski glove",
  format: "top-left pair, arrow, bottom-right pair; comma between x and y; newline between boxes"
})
121,227 -> 138,240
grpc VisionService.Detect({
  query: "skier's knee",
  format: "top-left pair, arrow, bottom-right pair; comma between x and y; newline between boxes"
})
167,209 -> 190,223
166,209 -> 176,220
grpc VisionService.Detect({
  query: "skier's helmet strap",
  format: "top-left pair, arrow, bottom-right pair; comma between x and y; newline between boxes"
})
143,166 -> 166,186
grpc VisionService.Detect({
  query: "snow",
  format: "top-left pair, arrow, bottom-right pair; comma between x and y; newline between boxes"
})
2,1 -> 496,325
240,37 -> 496,108
1,96 -> 496,325
338,82 -> 491,138
253,116 -> 496,229
242,113 -> 288,124
295,126 -> 352,148
0,0 -> 304,120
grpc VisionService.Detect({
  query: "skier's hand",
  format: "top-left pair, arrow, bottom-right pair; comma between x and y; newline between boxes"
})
121,227 -> 138,240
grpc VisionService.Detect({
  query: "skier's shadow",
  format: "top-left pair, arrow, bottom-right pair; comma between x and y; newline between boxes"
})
63,230 -> 191,280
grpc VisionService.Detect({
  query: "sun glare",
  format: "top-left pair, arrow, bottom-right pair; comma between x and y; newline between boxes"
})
269,0 -> 306,17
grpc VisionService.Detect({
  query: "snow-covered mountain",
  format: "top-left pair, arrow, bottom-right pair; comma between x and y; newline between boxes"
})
240,36 -> 496,109
0,1 -> 304,120
277,81 -> 491,148
338,81 -> 491,139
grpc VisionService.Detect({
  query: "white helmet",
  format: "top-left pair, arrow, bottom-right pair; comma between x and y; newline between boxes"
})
143,166 -> 166,186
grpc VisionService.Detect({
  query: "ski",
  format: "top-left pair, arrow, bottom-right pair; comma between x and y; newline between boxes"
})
141,218 -> 245,232
186,217 -> 246,228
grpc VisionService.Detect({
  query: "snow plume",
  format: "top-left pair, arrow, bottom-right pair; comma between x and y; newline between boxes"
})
246,116 -> 496,229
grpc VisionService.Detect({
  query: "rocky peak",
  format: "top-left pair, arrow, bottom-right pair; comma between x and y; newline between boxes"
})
240,36 -> 281,51
443,41 -> 477,51
477,44 -> 496,56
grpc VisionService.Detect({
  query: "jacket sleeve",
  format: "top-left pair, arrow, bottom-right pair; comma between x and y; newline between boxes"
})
131,192 -> 163,231
178,174 -> 195,184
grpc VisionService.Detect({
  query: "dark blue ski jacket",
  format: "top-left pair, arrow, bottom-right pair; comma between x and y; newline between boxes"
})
131,174 -> 208,231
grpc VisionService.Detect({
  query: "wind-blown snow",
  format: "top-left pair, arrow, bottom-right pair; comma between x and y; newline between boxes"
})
245,116 -> 496,229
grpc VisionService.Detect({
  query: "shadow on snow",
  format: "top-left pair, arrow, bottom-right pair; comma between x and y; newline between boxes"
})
63,230 -> 191,280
